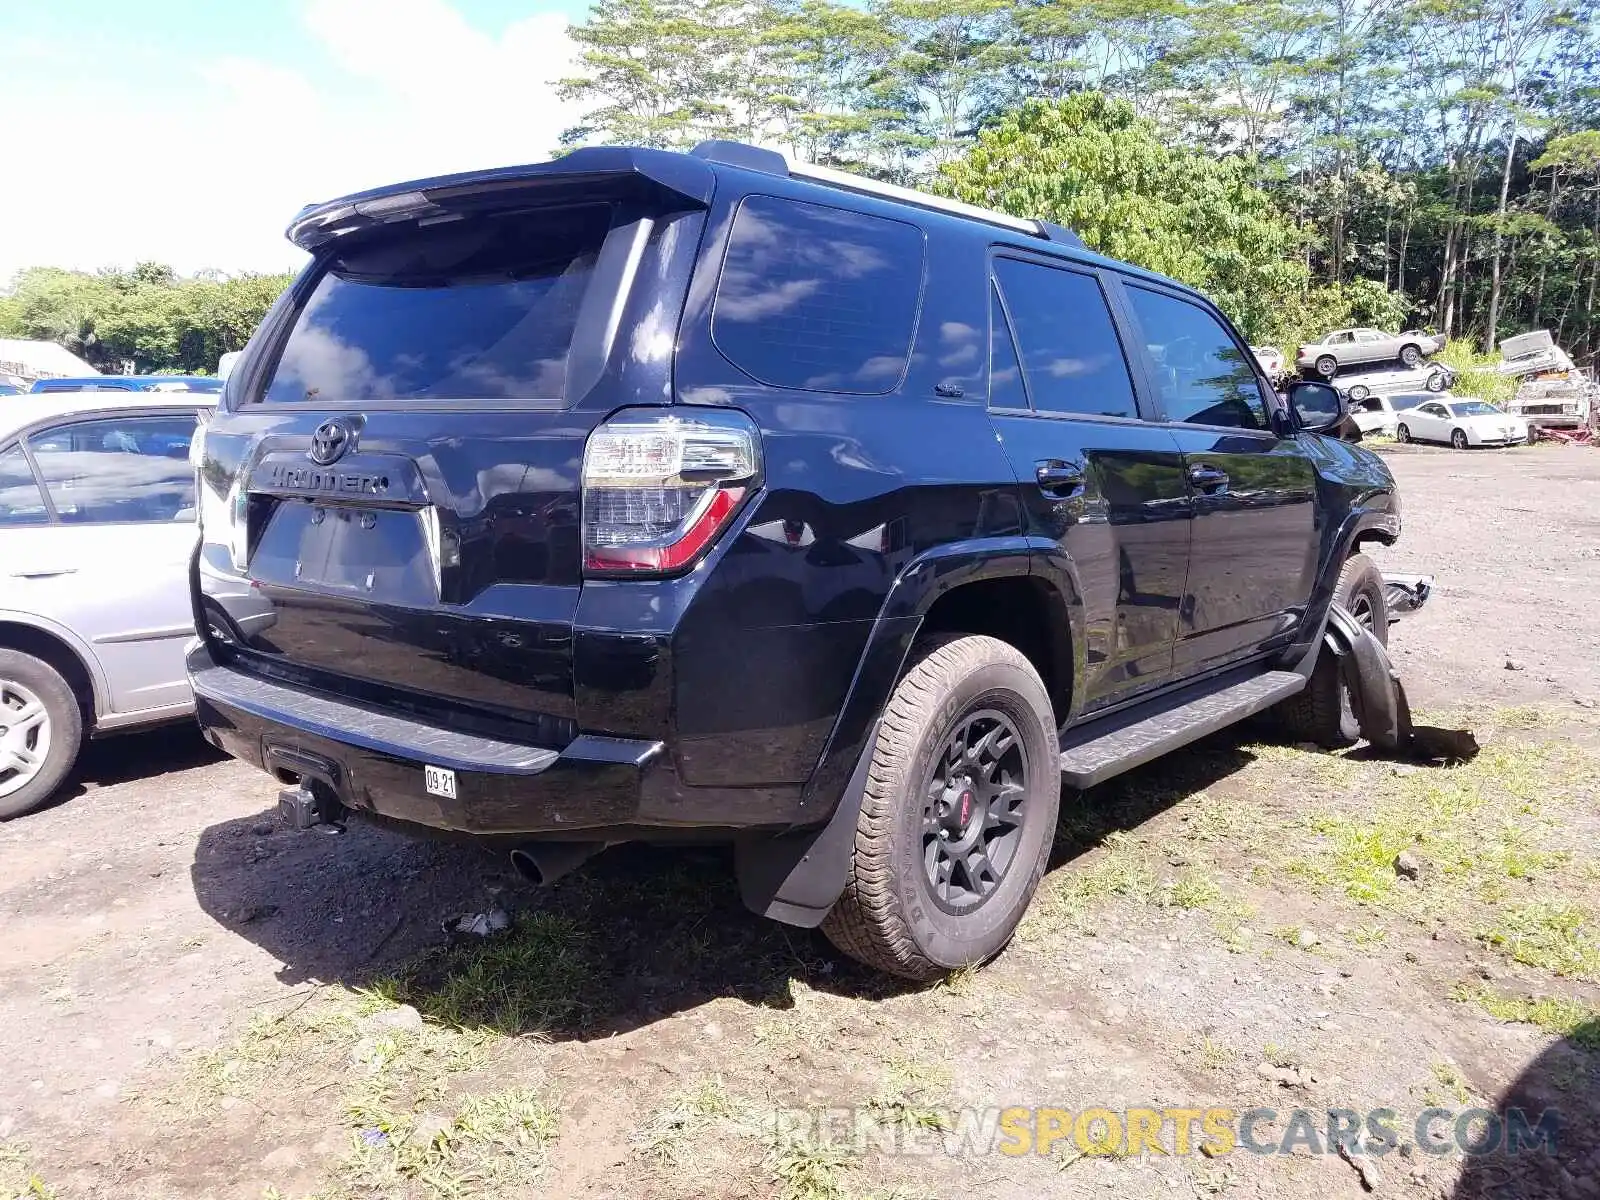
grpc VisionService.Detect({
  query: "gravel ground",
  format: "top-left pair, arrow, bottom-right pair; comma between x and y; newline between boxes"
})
1,440 -> 1597,1200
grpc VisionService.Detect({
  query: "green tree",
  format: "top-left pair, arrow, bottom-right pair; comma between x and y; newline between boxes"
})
937,94 -> 1306,338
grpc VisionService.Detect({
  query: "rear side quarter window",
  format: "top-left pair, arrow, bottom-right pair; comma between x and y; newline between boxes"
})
711,195 -> 924,394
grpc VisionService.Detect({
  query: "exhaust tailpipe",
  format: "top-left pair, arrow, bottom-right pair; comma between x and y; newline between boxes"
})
509,841 -> 608,888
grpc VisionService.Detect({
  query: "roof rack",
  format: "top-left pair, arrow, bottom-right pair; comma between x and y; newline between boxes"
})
690,140 -> 1083,248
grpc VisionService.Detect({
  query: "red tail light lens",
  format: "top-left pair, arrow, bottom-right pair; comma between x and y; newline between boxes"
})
581,409 -> 760,576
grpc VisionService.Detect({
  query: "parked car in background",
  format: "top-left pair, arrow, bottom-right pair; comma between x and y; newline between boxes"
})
29,375 -> 223,395
1348,394 -> 1399,438
0,393 -> 210,818
1297,328 -> 1446,378
1393,398 -> 1529,449
1337,362 -> 1454,404
0,382 -> 23,397
1250,345 -> 1286,382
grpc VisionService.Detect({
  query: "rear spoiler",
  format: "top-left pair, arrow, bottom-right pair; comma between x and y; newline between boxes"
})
286,147 -> 717,251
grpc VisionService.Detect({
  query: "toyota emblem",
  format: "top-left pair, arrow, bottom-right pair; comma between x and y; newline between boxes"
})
307,419 -> 354,466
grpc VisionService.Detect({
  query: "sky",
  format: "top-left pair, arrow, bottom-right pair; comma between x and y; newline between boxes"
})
0,0 -> 592,282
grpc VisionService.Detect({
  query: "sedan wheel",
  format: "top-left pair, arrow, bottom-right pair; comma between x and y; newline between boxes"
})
1451,428 -> 1469,450
1426,371 -> 1446,393
1315,355 -> 1338,379
0,650 -> 84,820
1349,384 -> 1370,402
1400,344 -> 1423,368
1395,424 -> 1411,443
0,681 -> 51,801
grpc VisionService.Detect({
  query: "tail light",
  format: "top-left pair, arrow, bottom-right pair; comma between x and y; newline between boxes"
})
191,413 -> 250,571
582,408 -> 761,576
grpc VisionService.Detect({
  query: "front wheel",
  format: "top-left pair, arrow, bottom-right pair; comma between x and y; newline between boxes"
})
1272,554 -> 1389,749
1395,423 -> 1411,443
1399,344 -> 1423,368
0,651 -> 84,820
1451,428 -> 1469,450
822,635 -> 1058,981
1425,371 -> 1447,393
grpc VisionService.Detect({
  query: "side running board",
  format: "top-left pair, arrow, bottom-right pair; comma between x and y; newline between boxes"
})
1058,670 -> 1305,789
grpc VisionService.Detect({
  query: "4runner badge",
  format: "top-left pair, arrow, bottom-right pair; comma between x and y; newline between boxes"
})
308,418 -> 354,466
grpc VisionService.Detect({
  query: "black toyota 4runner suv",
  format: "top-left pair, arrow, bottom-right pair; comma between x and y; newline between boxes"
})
189,141 -> 1408,980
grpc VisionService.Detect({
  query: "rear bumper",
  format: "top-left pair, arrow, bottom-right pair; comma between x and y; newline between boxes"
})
188,645 -> 800,838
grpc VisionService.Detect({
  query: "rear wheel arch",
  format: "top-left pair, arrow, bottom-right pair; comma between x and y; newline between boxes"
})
916,574 -> 1074,726
0,620 -> 100,727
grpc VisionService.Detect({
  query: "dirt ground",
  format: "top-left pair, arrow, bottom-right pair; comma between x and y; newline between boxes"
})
3,442 -> 1599,1200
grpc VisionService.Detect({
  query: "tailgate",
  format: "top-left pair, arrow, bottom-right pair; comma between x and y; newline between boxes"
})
195,184 -> 703,737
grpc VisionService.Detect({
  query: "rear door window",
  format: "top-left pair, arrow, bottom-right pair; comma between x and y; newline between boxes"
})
259,204 -> 614,405
0,444 -> 48,526
1123,286 -> 1268,430
26,415 -> 197,524
712,195 -> 924,394
990,258 -> 1137,418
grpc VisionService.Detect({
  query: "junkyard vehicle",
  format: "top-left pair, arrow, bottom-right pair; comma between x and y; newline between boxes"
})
0,393 -> 210,818
1339,362 -> 1453,405
1297,328 -> 1446,379
1495,331 -> 1595,432
1394,398 -> 1529,448
1250,345 -> 1286,383
189,141 -> 1426,979
29,375 -> 223,395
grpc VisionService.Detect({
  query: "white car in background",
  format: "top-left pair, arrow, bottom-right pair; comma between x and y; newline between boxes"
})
0,392 -> 210,818
1393,397 -> 1530,449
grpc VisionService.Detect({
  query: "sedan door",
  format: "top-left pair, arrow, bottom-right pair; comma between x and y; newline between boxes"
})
1405,401 -> 1451,443
16,410 -> 203,717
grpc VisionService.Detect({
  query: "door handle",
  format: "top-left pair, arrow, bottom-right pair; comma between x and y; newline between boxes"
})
1187,463 -> 1229,491
1035,460 -> 1086,495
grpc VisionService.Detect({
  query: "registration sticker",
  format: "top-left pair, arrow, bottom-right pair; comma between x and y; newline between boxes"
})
424,765 -> 457,800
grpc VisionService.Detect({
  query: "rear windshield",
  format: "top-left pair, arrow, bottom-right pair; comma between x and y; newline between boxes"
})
259,204 -> 612,405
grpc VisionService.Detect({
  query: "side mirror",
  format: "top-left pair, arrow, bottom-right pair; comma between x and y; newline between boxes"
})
1286,379 -> 1348,433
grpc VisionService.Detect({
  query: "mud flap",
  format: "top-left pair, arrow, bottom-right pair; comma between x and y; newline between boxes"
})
1323,602 -> 1477,762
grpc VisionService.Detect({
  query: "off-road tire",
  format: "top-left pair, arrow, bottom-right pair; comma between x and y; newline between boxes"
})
821,635 -> 1058,981
1273,553 -> 1388,750
0,650 -> 83,820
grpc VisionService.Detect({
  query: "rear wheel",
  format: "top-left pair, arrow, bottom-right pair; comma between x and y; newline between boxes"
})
821,635 -> 1058,981
1395,423 -> 1411,443
1273,554 -> 1388,749
1315,355 -> 1338,379
0,651 -> 83,820
1451,428 -> 1469,450
1400,343 -> 1423,368
1349,384 -> 1371,402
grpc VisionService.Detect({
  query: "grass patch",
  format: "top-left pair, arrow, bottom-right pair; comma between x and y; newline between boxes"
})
1478,903 -> 1600,981
635,1076 -> 744,1166
1281,741 -> 1582,912
1424,1061 -> 1472,1107
0,1145 -> 56,1200
369,911 -> 597,1036
866,1057 -> 951,1134
765,1131 -> 855,1200
1452,985 -> 1600,1049
345,1085 -> 558,1196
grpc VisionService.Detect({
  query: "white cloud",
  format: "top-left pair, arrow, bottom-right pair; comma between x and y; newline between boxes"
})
0,0 -> 583,283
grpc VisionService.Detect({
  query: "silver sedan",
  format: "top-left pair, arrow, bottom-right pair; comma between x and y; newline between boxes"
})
0,392 -> 210,818
1296,328 -> 1446,378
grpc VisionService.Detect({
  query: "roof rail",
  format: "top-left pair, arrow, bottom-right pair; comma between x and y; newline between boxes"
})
690,140 -> 1083,248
